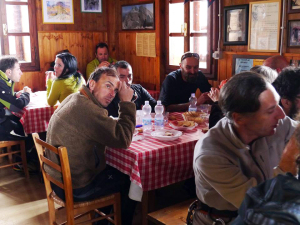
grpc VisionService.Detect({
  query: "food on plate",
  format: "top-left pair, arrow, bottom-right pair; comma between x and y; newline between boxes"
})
169,115 -> 176,120
164,131 -> 174,136
202,128 -> 209,133
183,111 -> 202,117
137,128 -> 143,133
173,121 -> 195,127
182,111 -> 205,123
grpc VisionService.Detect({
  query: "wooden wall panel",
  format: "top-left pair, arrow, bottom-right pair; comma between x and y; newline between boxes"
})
15,31 -> 107,92
118,33 -> 160,89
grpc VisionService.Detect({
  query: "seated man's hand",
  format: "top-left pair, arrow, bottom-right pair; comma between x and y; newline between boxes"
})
118,81 -> 134,102
23,86 -> 32,94
278,131 -> 300,175
208,88 -> 220,102
98,61 -> 111,68
196,92 -> 211,105
15,91 -> 23,98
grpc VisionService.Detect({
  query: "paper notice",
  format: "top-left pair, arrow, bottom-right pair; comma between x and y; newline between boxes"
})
136,33 -> 156,57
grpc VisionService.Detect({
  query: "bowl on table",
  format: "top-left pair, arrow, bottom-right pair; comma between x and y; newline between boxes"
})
151,129 -> 182,141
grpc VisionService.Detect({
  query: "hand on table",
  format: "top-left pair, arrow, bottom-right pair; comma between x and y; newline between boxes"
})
118,81 -> 134,102
208,88 -> 220,102
16,86 -> 32,98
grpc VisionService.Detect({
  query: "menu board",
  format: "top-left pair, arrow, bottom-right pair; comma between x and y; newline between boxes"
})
235,58 -> 265,74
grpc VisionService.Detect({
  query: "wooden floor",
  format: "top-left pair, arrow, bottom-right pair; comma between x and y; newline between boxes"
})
0,162 -> 193,225
0,167 -> 49,225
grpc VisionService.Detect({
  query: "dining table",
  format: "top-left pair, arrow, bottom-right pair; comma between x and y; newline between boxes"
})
14,91 -> 58,134
105,112 -> 207,224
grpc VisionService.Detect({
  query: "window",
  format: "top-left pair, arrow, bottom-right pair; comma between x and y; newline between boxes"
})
166,0 -> 218,79
0,0 -> 39,71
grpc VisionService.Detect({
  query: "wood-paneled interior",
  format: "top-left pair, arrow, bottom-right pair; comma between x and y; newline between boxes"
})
16,31 -> 107,92
14,0 -> 300,92
216,0 -> 300,87
16,0 -> 163,92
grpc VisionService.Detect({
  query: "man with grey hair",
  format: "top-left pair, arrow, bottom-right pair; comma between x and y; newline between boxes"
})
45,67 -> 137,224
193,72 -> 298,224
106,60 -> 156,117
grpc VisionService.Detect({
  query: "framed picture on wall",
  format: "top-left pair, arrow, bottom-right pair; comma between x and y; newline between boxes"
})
224,5 -> 249,45
248,0 -> 281,52
288,0 -> 300,13
288,20 -> 300,47
81,0 -> 102,13
121,2 -> 155,30
42,0 -> 74,24
232,55 -> 269,75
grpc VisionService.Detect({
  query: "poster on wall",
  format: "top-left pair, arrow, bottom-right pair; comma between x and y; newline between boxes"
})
248,0 -> 281,52
235,58 -> 265,74
42,0 -> 74,24
122,3 -> 155,30
81,0 -> 102,13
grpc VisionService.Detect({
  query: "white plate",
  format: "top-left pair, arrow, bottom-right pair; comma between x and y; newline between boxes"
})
169,122 -> 198,131
151,129 -> 182,141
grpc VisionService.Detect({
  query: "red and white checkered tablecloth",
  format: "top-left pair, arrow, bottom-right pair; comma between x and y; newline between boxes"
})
14,91 -> 58,134
106,112 -> 206,192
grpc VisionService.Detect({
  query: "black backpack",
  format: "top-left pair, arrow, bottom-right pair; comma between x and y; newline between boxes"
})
232,174 -> 300,225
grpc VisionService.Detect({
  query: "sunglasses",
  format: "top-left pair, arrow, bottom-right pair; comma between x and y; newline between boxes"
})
181,52 -> 200,62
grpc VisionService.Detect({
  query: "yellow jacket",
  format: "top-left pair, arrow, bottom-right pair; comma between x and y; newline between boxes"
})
46,76 -> 85,106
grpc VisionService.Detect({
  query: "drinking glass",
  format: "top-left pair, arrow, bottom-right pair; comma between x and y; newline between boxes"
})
163,112 -> 169,126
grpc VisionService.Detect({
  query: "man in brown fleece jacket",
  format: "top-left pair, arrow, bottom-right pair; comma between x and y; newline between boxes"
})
45,67 -> 136,224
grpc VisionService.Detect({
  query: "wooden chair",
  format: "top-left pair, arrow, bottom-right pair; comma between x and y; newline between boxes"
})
32,133 -> 121,225
147,199 -> 195,225
0,140 -> 29,178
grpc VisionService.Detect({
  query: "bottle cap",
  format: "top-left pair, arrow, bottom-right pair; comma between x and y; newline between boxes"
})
191,93 -> 195,97
157,100 -> 161,105
145,101 -> 149,105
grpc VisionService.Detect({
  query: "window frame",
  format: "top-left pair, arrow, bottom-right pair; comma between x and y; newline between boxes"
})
0,0 -> 40,72
165,0 -> 218,80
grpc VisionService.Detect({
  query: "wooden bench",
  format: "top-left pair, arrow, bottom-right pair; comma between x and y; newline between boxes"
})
147,199 -> 195,225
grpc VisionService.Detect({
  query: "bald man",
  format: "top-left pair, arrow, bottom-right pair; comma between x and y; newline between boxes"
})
263,55 -> 289,73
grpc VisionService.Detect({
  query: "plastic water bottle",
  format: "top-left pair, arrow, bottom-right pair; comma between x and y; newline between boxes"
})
142,101 -> 152,131
154,100 -> 164,130
188,93 -> 197,112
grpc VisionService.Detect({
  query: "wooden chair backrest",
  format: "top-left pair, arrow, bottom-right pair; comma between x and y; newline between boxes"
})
32,133 -> 74,214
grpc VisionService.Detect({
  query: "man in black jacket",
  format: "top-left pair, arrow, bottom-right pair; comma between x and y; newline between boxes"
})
0,56 -> 31,141
106,60 -> 156,117
159,52 -> 211,112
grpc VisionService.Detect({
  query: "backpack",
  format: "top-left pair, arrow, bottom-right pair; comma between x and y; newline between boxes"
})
232,174 -> 300,225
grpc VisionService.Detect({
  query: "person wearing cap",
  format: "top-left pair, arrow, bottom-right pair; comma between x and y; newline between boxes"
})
159,52 -> 211,112
106,60 -> 156,117
86,42 -> 117,80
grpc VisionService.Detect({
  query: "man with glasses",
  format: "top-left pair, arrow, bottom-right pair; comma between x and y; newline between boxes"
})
273,67 -> 300,120
159,52 -> 211,112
